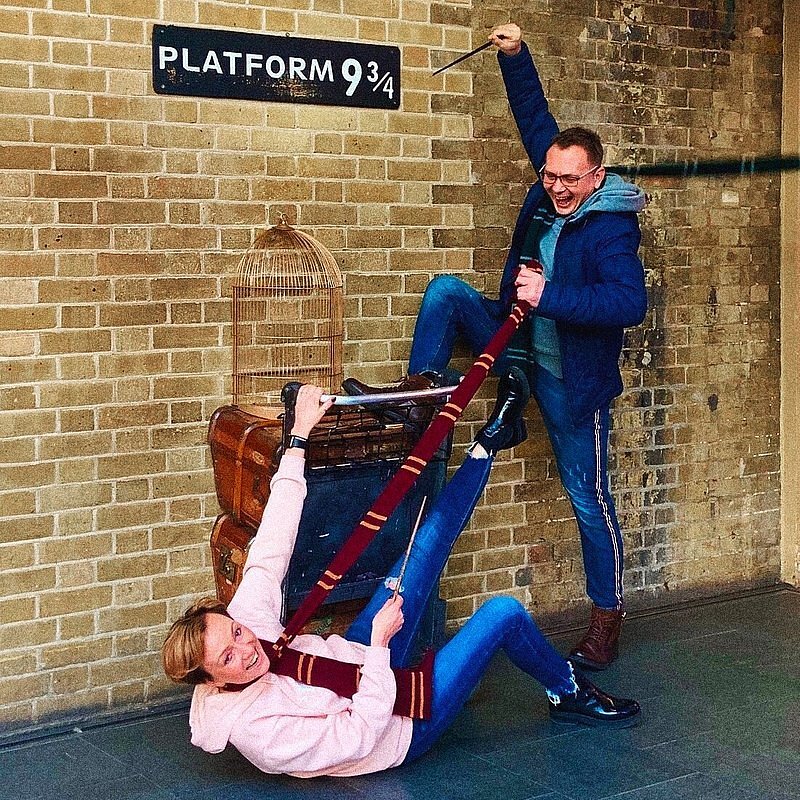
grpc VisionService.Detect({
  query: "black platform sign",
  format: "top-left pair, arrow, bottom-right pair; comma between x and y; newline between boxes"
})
152,25 -> 400,110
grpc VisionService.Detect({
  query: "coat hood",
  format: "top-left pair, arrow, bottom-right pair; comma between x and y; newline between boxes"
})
572,173 -> 646,218
190,680 -> 264,753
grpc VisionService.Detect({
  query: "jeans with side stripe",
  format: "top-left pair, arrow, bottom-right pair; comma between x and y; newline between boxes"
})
530,364 -> 624,610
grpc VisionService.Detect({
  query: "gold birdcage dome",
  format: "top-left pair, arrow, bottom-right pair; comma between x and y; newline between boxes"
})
232,215 -> 343,410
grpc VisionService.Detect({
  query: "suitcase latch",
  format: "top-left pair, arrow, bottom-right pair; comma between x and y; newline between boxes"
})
218,546 -> 237,583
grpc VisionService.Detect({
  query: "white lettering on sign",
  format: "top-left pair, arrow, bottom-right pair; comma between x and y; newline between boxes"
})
159,46 -> 178,70
265,55 -> 285,78
223,51 -> 242,72
182,48 -> 200,72
153,26 -> 401,109
288,57 -> 306,79
158,45 -> 335,82
310,59 -> 334,82
245,52 -> 263,75
203,50 -> 222,73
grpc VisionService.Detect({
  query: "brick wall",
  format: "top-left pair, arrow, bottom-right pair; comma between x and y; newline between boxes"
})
0,0 -> 784,731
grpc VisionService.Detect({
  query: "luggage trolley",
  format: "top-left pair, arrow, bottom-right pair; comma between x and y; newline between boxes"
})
208,382 -> 456,647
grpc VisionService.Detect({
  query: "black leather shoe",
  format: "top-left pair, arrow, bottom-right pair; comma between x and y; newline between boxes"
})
341,373 -> 440,396
548,665 -> 640,728
474,367 -> 530,454
340,373 -> 442,433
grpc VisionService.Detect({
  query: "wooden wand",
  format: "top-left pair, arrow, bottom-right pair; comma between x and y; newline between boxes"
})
432,33 -> 509,76
392,496 -> 428,599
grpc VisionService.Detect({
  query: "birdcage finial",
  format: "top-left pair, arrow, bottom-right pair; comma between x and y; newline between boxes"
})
275,212 -> 291,229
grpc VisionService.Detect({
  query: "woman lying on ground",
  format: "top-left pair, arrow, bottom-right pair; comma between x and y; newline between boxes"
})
162,373 -> 640,778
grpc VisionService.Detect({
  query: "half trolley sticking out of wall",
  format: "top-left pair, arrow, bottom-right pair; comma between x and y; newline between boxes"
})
232,213 -> 344,414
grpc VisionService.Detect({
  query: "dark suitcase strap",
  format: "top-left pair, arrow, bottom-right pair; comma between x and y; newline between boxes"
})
233,418 -> 278,520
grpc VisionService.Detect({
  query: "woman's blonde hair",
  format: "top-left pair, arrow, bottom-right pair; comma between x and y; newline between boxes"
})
161,597 -> 228,685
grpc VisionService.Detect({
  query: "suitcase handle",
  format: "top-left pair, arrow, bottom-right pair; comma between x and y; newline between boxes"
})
252,473 -> 268,507
218,546 -> 237,583
217,538 -> 253,585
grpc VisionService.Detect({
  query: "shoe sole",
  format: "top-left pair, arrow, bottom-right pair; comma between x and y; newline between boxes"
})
549,711 -> 640,728
568,654 -> 614,671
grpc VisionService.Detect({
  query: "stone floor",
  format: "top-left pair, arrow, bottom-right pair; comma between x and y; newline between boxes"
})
1,588 -> 798,800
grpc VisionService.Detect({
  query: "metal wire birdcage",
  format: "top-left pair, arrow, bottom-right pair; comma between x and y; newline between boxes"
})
232,215 -> 343,410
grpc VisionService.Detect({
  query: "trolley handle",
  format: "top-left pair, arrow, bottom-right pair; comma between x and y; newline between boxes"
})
319,385 -> 458,407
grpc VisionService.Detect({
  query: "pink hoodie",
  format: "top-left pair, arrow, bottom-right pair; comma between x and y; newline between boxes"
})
189,453 -> 413,777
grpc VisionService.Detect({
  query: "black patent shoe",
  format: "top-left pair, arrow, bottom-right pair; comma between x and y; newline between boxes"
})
474,367 -> 530,454
548,665 -> 641,728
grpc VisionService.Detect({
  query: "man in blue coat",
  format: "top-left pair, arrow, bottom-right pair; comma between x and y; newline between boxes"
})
345,24 -> 646,669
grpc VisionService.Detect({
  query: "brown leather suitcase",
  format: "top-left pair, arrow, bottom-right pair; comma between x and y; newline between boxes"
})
208,405 -> 282,530
210,512 -> 367,634
207,400 -> 442,530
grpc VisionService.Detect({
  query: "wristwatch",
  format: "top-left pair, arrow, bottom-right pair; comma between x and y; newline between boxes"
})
287,434 -> 308,451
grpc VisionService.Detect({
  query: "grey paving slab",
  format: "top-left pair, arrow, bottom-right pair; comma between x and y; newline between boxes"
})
646,703 -> 800,799
81,711 -> 266,794
179,773 -> 365,800
478,727 -> 695,800
0,589 -> 797,800
600,771 -> 792,800
349,739 -> 555,800
0,735 -> 144,800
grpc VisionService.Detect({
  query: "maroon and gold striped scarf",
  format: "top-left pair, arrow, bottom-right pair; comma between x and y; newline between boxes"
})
257,298 -> 534,721
262,640 -> 433,720
271,301 -> 532,663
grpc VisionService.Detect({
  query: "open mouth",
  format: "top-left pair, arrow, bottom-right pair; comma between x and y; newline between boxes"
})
554,195 -> 574,211
247,652 -> 259,670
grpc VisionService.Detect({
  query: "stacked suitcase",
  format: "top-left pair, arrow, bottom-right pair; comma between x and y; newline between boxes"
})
208,390 -> 452,640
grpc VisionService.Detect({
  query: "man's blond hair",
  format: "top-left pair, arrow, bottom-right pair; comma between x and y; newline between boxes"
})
161,597 -> 227,685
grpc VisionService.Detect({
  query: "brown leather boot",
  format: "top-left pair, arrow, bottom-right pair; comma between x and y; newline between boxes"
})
569,605 -> 625,671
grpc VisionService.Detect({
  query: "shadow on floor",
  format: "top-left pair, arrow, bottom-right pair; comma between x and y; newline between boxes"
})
1,589 -> 798,800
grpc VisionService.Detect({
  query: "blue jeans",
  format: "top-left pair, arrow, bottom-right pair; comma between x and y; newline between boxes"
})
532,366 -> 624,610
345,452 -> 576,764
409,275 -> 624,610
409,275 -> 522,381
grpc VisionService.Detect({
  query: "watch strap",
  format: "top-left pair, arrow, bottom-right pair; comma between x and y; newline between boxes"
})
287,435 -> 308,451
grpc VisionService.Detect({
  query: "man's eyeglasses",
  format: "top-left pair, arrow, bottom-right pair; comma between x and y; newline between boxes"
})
538,164 -> 601,188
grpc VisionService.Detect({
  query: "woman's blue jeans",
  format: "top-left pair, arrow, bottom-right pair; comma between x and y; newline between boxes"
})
344,452 -> 575,764
408,274 -> 625,610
